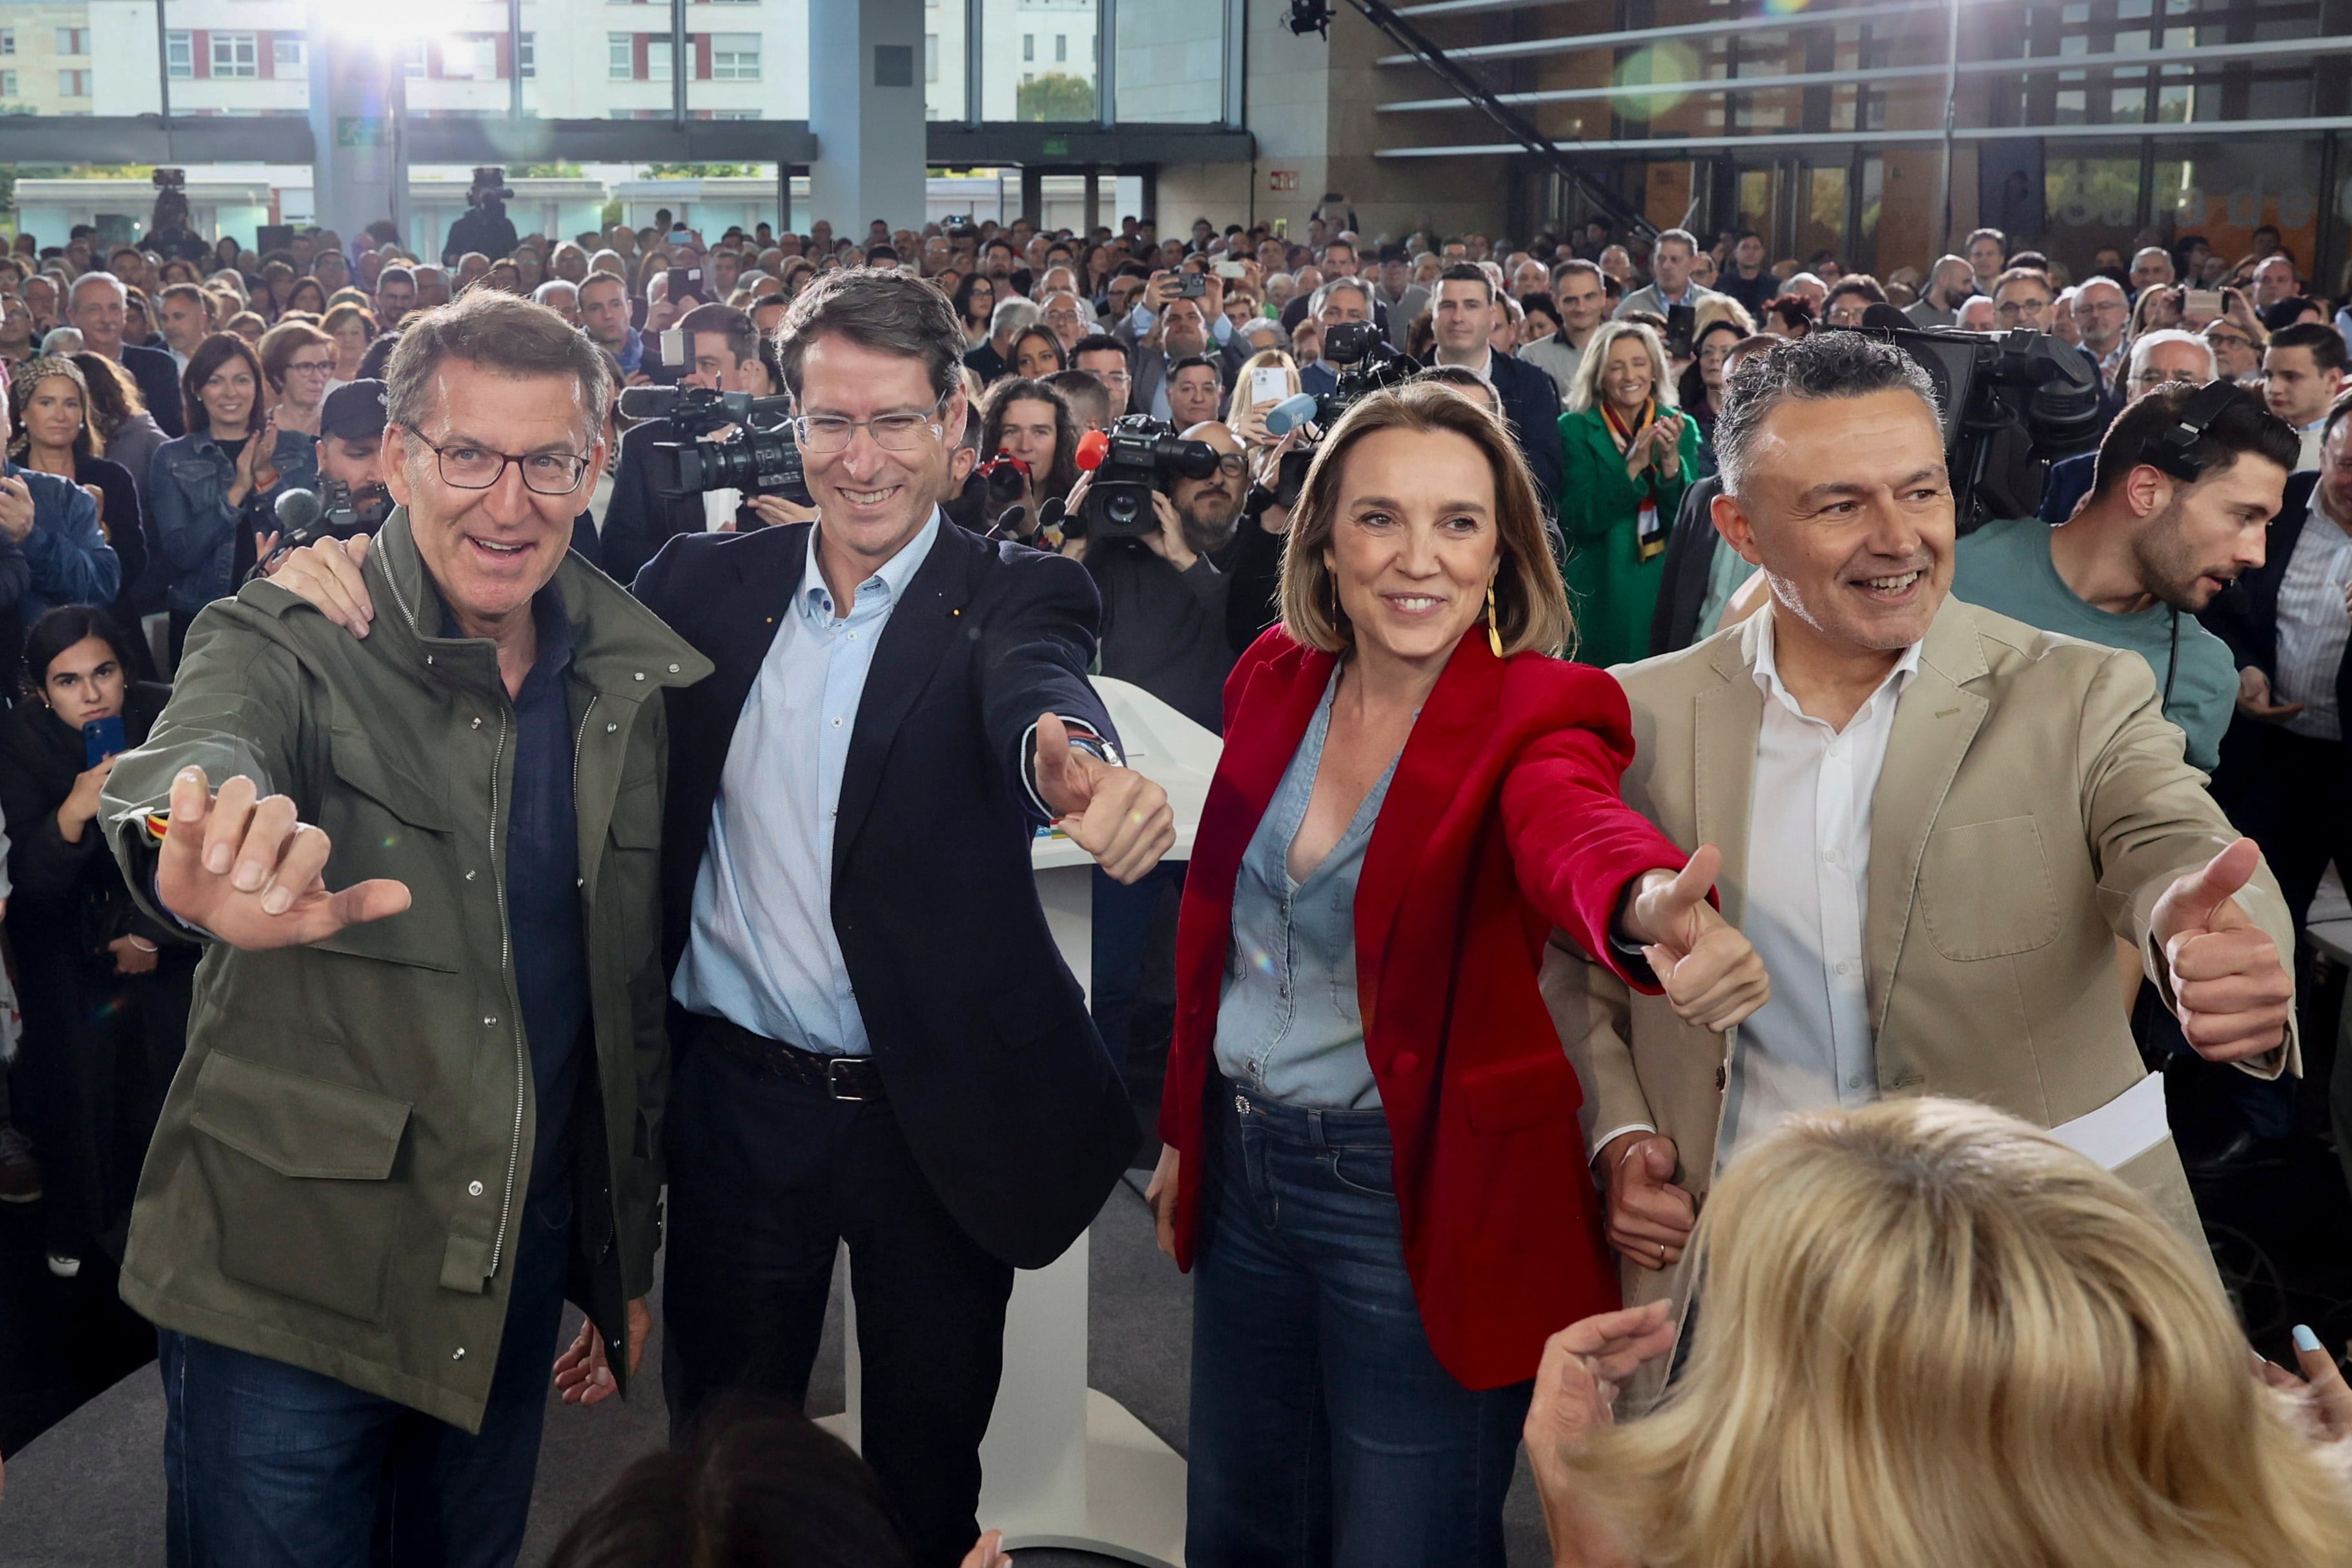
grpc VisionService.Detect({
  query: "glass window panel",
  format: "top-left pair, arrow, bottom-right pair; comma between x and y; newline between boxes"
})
1796,165 -> 1846,261
689,0 -> 809,120
983,0 -> 1094,121
1114,0 -> 1224,123
0,70 -> 14,97
0,29 -> 12,56
2045,156 -> 2141,261
928,0 -> 967,119
167,32 -> 193,78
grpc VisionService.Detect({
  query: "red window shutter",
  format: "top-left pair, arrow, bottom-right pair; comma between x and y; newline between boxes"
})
633,32 -> 648,79
694,33 -> 710,80
192,28 -> 209,79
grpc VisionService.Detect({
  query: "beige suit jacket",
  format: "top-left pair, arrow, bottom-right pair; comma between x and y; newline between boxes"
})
1542,596 -> 2298,1407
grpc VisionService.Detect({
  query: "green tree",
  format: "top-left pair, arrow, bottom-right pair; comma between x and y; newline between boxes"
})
507,162 -> 583,179
1016,73 -> 1095,123
642,163 -> 761,179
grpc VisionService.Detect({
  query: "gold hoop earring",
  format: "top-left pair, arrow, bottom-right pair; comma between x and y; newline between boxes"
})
1486,580 -> 1504,659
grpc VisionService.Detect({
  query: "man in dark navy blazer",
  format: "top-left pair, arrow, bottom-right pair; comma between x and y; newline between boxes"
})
1426,263 -> 1564,509
633,269 -> 1172,1567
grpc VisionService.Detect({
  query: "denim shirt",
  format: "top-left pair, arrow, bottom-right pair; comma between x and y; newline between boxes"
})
1213,669 -> 1399,1110
0,460 -> 120,625
147,427 -> 316,614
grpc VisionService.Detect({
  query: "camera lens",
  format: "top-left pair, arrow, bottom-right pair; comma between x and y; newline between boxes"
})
1106,490 -> 1142,527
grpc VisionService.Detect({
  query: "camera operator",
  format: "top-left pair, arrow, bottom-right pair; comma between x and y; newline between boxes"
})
600,303 -> 772,584
97,289 -> 706,1568
444,170 -> 519,270
251,379 -> 396,579
975,376 -> 1078,539
1298,279 -> 1377,399
1952,381 -> 2295,775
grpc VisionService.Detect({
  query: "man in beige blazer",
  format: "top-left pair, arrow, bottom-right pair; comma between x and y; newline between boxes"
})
1544,332 -> 2299,1405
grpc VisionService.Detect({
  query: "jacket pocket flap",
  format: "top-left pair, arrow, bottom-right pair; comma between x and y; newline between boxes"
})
1462,1053 -> 1582,1134
189,1050 -> 413,1179
329,728 -> 452,831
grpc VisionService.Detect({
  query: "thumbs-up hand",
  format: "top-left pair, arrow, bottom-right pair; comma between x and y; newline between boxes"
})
1621,844 -> 1771,1032
1032,713 -> 1175,884
155,765 -> 413,951
2149,837 -> 2291,1063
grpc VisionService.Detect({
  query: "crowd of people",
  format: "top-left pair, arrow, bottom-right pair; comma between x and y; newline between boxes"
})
0,190 -> 2348,1568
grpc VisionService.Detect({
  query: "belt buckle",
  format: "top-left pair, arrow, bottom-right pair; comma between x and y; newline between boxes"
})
824,1057 -> 866,1103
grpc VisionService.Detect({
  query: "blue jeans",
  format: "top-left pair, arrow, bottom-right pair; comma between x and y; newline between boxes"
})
159,1187 -> 574,1568
1187,1081 -> 1529,1567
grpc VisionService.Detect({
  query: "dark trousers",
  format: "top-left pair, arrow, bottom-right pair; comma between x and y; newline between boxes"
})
1090,860 -> 1185,1094
1187,1084 -> 1529,1568
662,1023 -> 1016,1568
2213,720 -> 2352,937
13,950 -> 192,1261
159,1185 -> 573,1568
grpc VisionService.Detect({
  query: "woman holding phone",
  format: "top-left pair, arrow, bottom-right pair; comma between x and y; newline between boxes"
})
0,606 -> 190,1281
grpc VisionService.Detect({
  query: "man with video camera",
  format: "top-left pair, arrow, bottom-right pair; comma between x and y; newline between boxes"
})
250,378 -> 397,579
444,168 -> 520,270
600,303 -> 776,584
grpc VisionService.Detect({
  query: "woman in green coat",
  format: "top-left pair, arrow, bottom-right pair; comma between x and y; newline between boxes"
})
1557,319 -> 1701,667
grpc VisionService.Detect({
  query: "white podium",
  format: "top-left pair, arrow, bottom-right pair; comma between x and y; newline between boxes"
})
821,678 -> 1221,1565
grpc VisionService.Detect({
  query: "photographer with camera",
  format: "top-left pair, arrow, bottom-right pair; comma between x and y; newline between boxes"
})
249,379 -> 396,582
444,170 -> 519,270
974,376 -> 1079,541
600,303 -> 775,584
1300,279 -> 1378,399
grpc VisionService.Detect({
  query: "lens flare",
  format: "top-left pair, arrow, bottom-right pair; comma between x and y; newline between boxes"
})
1610,43 -> 1702,122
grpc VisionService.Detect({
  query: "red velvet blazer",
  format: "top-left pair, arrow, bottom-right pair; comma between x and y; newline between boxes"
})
1158,626 -> 1686,1391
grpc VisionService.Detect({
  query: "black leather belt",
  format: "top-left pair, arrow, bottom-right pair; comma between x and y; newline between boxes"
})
702,1015 -> 887,1103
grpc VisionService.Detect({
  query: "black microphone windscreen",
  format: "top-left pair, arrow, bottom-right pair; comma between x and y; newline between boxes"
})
274,488 -> 323,531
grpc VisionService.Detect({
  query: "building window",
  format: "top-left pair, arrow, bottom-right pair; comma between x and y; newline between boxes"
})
165,31 -> 192,77
59,68 -> 91,95
0,30 -> 13,56
609,33 -> 632,78
648,37 -> 673,82
212,33 -> 259,78
57,27 -> 88,54
0,71 -> 15,96
925,33 -> 938,82
710,33 -> 759,80
518,33 -> 535,79
274,36 -> 306,74
1054,33 -> 1065,61
1023,34 -> 1033,61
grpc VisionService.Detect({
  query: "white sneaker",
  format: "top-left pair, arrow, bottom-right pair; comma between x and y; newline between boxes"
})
46,1253 -> 81,1279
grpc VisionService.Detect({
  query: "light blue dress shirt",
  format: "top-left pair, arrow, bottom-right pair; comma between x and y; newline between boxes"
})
1212,670 -> 1397,1110
671,511 -> 943,1055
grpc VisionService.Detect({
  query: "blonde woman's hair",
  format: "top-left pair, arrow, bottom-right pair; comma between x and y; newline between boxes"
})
1567,318 -> 1676,415
1277,380 -> 1574,658
1234,349 -> 1300,404
1694,294 -> 1757,338
1568,1097 -> 2352,1568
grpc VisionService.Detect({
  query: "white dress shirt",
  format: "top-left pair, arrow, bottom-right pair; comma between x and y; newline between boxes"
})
1716,612 -> 1923,1162
671,513 -> 943,1054
2273,485 -> 2352,742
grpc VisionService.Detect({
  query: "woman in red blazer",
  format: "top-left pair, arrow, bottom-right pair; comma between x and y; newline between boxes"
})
1143,381 -> 1770,1566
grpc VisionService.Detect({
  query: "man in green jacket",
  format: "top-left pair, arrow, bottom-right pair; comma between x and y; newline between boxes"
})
100,290 -> 710,1568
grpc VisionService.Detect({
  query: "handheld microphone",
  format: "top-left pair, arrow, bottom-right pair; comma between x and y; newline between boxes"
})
1075,428 -> 1112,471
273,488 -> 322,533
1263,392 -> 1322,436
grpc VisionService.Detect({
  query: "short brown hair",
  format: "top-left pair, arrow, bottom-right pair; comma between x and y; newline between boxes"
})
774,266 -> 965,403
257,319 -> 333,391
1278,380 -> 1575,658
384,290 -> 609,439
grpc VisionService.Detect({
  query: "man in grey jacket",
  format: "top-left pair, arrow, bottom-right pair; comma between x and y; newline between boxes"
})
1613,229 -> 1725,321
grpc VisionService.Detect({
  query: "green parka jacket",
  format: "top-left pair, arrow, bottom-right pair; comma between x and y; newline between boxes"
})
101,511 -> 710,1432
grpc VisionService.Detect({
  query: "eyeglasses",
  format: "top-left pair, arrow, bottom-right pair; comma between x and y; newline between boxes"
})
792,389 -> 951,454
1995,300 -> 2049,319
285,358 -> 334,376
415,434 -> 593,495
2131,369 -> 2205,390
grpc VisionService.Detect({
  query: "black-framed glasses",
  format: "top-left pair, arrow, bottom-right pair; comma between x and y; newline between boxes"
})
414,434 -> 593,495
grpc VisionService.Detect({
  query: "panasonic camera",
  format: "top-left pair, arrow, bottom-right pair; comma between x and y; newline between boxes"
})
1069,415 -> 1222,540
622,384 -> 812,505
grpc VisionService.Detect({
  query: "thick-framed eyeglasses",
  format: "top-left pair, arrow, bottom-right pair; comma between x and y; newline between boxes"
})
415,434 -> 593,496
791,389 -> 952,455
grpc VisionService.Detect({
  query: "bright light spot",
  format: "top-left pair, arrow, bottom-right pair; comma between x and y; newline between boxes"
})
1763,0 -> 1814,14
331,1 -> 480,45
1610,42 -> 1701,121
